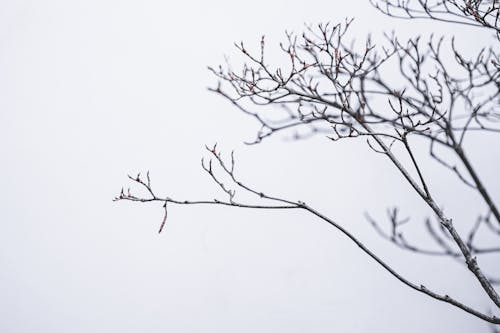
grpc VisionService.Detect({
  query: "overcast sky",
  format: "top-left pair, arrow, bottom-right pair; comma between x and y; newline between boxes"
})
1,1 -> 498,332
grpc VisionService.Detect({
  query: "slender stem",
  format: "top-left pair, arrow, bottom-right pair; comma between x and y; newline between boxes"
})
455,145 -> 500,226
301,203 -> 500,324
366,124 -> 500,309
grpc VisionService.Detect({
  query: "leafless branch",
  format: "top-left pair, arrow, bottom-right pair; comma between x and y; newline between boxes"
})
116,147 -> 500,324
118,0 -> 500,326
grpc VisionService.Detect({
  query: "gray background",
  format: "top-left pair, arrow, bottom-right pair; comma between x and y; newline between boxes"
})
1,1 -> 498,332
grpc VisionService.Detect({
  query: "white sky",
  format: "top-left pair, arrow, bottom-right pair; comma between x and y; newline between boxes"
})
1,1 -> 498,332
